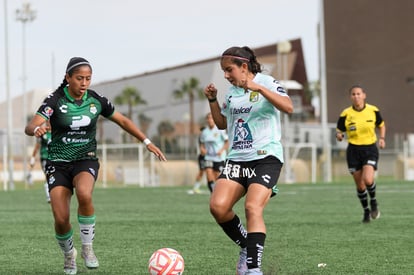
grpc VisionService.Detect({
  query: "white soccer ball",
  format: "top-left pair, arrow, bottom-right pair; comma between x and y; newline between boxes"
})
148,248 -> 185,275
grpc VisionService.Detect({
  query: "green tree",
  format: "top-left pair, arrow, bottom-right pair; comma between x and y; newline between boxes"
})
157,120 -> 176,154
172,77 -> 204,151
114,86 -> 147,120
114,86 -> 147,142
138,113 -> 152,136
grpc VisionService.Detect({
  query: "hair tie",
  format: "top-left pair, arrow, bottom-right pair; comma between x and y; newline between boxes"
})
66,61 -> 90,73
222,55 -> 250,62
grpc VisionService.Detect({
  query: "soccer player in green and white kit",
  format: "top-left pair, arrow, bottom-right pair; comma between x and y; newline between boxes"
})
204,46 -> 293,275
29,120 -> 52,203
25,57 -> 166,275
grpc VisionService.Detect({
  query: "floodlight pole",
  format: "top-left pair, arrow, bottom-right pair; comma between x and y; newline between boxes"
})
16,1 -> 36,187
3,0 -> 14,190
319,0 -> 332,182
277,41 -> 293,183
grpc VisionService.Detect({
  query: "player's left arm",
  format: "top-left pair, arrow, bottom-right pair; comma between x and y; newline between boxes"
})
246,79 -> 293,114
217,134 -> 229,156
375,110 -> 386,149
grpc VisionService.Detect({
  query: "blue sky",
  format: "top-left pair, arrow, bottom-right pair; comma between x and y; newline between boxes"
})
0,0 -> 320,101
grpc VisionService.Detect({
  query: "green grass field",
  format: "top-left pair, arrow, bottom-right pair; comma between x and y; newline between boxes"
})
0,180 -> 413,275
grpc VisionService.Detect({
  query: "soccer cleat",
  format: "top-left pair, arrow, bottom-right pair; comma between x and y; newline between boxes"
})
370,201 -> 380,219
236,247 -> 247,275
362,209 -> 371,223
245,268 -> 263,275
193,188 -> 201,194
81,244 -> 99,269
63,248 -> 77,275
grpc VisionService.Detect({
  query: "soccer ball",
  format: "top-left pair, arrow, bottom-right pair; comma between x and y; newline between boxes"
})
148,248 -> 185,275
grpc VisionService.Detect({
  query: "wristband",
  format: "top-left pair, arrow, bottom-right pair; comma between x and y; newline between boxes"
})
208,97 -> 217,103
33,126 -> 40,135
143,138 -> 151,145
380,137 -> 385,140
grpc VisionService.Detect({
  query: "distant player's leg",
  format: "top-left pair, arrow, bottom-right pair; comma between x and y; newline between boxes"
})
44,182 -> 50,203
42,160 -> 50,203
205,165 -> 216,192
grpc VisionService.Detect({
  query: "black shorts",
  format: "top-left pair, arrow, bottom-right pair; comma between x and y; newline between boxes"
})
217,156 -> 282,191
45,159 -> 100,193
198,154 -> 206,170
346,143 -> 379,173
205,160 -> 225,172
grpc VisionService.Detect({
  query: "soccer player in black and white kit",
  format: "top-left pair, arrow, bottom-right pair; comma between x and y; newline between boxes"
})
25,57 -> 166,275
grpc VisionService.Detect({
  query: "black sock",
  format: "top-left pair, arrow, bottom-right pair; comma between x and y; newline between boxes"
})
246,232 -> 266,269
367,182 -> 377,201
357,189 -> 369,210
207,181 -> 215,193
218,215 -> 247,248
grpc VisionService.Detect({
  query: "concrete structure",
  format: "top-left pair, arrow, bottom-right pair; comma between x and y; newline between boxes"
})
323,0 -> 414,147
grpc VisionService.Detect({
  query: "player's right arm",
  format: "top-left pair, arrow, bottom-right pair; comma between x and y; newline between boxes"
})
25,114 -> 48,138
204,83 -> 227,129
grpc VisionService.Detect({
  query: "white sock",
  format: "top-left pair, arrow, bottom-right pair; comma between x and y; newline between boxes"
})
44,183 -> 50,201
56,229 -> 74,254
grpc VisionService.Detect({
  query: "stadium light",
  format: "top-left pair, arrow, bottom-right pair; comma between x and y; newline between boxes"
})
16,1 -> 36,186
3,0 -> 14,190
318,0 -> 332,182
277,40 -> 293,183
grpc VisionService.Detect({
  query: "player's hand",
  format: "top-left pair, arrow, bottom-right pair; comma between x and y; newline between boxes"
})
336,132 -> 344,142
29,156 -> 35,167
147,143 -> 167,161
378,139 -> 386,149
204,84 -> 217,100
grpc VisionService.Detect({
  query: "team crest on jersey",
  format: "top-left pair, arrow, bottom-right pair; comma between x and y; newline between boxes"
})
232,118 -> 253,150
89,104 -> 97,115
249,91 -> 259,102
42,106 -> 54,118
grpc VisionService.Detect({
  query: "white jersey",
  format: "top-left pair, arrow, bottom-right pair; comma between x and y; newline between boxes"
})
220,73 -> 288,162
200,125 -> 228,162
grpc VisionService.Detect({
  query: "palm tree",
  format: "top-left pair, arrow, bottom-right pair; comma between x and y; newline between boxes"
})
157,120 -> 176,153
138,113 -> 152,136
172,77 -> 204,151
114,86 -> 147,142
114,86 -> 147,120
